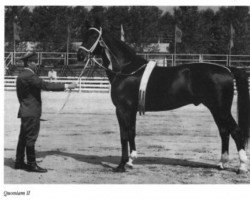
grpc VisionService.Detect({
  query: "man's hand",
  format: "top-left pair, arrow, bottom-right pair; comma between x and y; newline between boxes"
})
65,83 -> 77,90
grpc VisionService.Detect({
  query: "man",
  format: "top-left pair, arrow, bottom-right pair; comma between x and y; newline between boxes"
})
48,68 -> 57,82
15,52 -> 77,173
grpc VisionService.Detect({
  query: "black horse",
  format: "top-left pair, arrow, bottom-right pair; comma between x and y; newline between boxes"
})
77,21 -> 250,173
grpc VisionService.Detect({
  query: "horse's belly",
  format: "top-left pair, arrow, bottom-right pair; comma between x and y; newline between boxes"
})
145,94 -> 192,111
144,74 -> 193,111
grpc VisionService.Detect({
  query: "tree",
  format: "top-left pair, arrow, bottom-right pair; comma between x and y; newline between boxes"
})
172,6 -> 199,54
158,11 -> 175,43
212,6 -> 249,54
31,6 -> 89,51
4,5 -> 250,54
70,6 -> 89,41
196,9 -> 216,53
105,6 -> 130,40
89,6 -> 107,24
230,6 -> 249,54
128,6 -> 162,51
4,6 -> 32,51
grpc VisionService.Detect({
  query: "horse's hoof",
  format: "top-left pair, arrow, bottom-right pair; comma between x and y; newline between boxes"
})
126,163 -> 133,169
217,163 -> 225,170
237,169 -> 248,175
113,167 -> 126,173
130,151 -> 138,159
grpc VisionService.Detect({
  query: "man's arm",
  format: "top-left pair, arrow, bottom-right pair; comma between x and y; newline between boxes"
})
30,74 -> 76,91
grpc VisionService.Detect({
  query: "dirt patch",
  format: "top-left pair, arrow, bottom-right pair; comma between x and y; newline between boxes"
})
4,91 -> 250,184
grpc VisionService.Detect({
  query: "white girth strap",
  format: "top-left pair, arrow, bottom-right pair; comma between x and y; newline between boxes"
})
138,61 -> 157,115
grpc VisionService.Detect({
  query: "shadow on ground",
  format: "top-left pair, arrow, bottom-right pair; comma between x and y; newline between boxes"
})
32,150 -> 230,170
4,150 -> 237,173
4,157 -> 15,169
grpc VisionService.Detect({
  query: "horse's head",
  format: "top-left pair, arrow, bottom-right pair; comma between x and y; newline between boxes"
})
77,19 -> 147,74
77,20 -> 103,62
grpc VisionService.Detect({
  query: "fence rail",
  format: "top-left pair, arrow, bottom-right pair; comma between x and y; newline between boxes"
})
5,52 -> 250,68
4,76 -> 110,93
4,76 -> 250,93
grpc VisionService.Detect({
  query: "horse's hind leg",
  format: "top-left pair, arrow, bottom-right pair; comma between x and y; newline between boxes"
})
209,110 -> 231,169
221,114 -> 248,173
229,118 -> 249,173
210,108 -> 248,173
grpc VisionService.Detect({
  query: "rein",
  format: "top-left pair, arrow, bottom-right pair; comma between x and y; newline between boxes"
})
58,58 -> 91,113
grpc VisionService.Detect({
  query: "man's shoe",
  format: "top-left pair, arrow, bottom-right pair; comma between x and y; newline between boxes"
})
14,162 -> 28,170
27,163 -> 47,173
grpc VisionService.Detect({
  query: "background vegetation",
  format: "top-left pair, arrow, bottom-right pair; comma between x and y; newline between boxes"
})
4,6 -> 250,54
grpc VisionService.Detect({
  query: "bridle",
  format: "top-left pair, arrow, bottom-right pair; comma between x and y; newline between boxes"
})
78,27 -> 146,76
78,27 -> 103,53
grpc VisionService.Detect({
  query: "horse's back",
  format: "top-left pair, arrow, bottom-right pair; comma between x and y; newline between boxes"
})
145,63 -> 234,111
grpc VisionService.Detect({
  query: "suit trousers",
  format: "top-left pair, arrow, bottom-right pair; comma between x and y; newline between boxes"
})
16,117 -> 40,162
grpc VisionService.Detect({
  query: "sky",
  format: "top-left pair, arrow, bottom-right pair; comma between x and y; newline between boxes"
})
158,6 -> 220,14
84,6 -> 220,14
27,5 -> 249,15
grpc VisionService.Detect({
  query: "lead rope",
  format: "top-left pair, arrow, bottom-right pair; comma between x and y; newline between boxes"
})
57,58 -> 91,113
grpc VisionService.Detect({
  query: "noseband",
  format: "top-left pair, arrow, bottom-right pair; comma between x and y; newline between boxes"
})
78,27 -> 103,53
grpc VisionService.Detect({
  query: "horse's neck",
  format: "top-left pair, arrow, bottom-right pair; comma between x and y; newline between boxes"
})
106,71 -> 116,83
103,36 -> 146,73
101,51 -> 116,83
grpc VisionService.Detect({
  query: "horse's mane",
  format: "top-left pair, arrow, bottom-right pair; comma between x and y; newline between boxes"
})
103,29 -> 147,66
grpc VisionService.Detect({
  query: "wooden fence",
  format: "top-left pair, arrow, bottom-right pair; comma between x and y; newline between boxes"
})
4,76 -> 250,93
5,52 -> 250,67
4,76 -> 110,93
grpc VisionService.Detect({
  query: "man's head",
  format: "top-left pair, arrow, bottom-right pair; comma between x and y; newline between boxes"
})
19,52 -> 38,73
27,62 -> 38,74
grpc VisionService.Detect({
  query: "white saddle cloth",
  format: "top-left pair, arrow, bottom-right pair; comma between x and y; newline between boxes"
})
138,61 -> 157,115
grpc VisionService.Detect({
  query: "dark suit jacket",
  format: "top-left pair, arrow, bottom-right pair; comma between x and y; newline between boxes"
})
16,68 -> 65,118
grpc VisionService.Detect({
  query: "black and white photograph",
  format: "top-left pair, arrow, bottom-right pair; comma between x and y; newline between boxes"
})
1,0 -> 250,199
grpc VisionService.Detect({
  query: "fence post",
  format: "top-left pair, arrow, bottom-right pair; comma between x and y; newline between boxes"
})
39,52 -> 42,66
64,53 -> 67,65
67,52 -> 69,66
79,77 -> 82,93
13,52 -> 16,65
199,54 -> 203,63
171,54 -> 174,66
164,57 -> 167,67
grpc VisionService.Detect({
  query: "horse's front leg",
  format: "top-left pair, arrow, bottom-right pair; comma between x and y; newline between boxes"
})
114,108 -> 136,172
126,111 -> 137,169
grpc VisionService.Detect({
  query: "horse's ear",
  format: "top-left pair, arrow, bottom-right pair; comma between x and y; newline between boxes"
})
85,20 -> 91,29
94,18 -> 101,29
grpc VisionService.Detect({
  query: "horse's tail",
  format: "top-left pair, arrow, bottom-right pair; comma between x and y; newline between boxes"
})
230,67 -> 250,146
